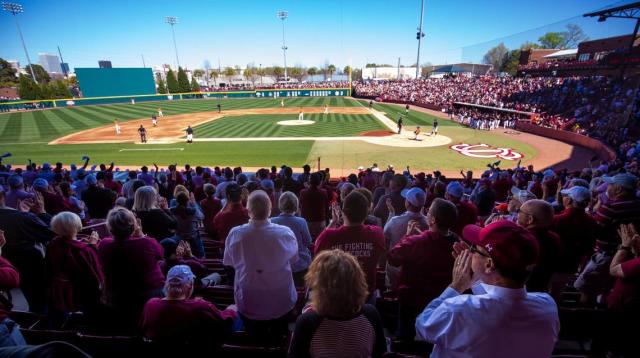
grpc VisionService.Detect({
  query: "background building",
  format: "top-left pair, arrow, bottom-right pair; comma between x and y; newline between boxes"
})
98,60 -> 112,68
38,53 -> 62,74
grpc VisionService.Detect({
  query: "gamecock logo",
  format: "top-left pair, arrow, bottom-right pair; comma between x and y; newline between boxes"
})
450,144 -> 523,160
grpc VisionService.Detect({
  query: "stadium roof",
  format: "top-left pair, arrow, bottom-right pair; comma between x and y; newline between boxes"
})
543,49 -> 578,59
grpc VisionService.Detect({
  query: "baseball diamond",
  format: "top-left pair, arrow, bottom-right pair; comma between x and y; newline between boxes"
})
0,95 -> 594,176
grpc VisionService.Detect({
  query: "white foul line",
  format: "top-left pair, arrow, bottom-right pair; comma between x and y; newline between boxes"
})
119,148 -> 184,152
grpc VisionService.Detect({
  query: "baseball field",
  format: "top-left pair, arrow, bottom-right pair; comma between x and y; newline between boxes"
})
0,96 -> 570,175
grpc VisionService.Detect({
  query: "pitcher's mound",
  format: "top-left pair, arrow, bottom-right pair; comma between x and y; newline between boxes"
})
277,120 -> 315,126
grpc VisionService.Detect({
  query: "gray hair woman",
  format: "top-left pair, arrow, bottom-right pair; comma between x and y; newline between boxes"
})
48,211 -> 103,313
271,191 -> 312,286
98,207 -> 165,331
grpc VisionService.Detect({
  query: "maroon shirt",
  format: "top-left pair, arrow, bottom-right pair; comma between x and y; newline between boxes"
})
492,178 -> 512,202
41,191 -> 73,215
551,207 -> 597,272
98,236 -> 165,307
315,225 -> 385,294
200,196 -> 223,238
607,257 -> 640,314
300,186 -> 328,222
451,200 -> 478,237
141,298 -> 237,341
213,205 -> 249,244
0,257 -> 19,322
388,230 -> 459,308
527,228 -> 563,292
47,237 -> 103,312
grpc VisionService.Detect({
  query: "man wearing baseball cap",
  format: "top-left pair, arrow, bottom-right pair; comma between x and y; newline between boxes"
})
415,221 -> 559,358
575,172 -> 640,304
444,181 -> 477,237
4,175 -> 34,209
384,187 -> 428,291
141,265 -> 237,344
552,186 -> 597,277
471,178 -> 496,219
388,198 -> 459,340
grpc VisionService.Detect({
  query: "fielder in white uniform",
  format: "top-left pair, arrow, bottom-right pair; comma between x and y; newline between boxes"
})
324,105 -> 329,114
158,108 -> 163,117
114,120 -> 121,135
298,110 -> 304,121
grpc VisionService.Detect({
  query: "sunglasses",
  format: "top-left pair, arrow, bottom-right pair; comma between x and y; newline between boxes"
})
470,245 -> 491,258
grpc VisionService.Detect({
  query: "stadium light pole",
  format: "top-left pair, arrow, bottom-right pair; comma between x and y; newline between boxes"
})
2,2 -> 37,83
165,16 -> 180,69
415,0 -> 425,79
277,10 -> 289,81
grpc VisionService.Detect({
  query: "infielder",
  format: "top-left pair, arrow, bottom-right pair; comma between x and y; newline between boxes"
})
298,109 -> 304,121
431,119 -> 438,136
152,115 -> 158,127
158,107 -> 163,117
114,120 -> 121,135
281,99 -> 285,107
186,125 -> 194,143
397,116 -> 403,134
414,126 -> 421,141
324,104 -> 329,114
405,104 -> 410,114
138,125 -> 147,143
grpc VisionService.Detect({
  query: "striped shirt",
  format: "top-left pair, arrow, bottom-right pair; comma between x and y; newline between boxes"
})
593,197 -> 640,244
289,304 -> 386,358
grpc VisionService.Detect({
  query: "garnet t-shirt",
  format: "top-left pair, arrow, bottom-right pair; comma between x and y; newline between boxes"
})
314,225 -> 385,294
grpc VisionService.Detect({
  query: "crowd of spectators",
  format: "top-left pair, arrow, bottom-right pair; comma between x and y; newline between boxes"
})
354,75 -> 640,148
0,147 -> 637,356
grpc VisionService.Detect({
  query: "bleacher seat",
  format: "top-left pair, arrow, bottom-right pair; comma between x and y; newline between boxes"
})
199,285 -> 235,308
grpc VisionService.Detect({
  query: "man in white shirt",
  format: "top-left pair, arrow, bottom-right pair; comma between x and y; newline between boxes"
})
415,220 -> 559,358
223,190 -> 298,336
384,187 -> 428,290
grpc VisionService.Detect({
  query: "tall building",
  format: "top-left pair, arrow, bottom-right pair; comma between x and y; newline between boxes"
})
38,53 -> 63,73
98,60 -> 112,68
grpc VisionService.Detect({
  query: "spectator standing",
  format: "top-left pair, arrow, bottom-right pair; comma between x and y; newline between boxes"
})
373,174 -> 408,226
384,187 -> 428,290
444,182 -> 478,237
0,188 -> 53,313
81,175 -> 116,220
315,191 -> 385,300
98,208 -> 165,332
213,184 -> 249,244
289,250 -> 387,357
271,192 -> 312,287
200,183 -> 223,239
415,220 -> 559,358
388,198 -> 459,340
299,173 -> 328,238
0,230 -> 23,347
133,186 -> 177,242
47,212 -> 103,314
170,192 -> 205,258
471,178 -> 496,219
223,190 -> 298,337
517,200 -> 563,292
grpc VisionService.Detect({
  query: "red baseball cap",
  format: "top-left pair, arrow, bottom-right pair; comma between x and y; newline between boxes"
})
463,220 -> 539,275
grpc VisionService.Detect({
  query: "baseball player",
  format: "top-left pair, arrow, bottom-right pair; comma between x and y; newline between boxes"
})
414,126 -> 421,141
298,108 -> 304,121
152,115 -> 158,127
431,119 -> 438,136
131,98 -> 135,105
138,125 -> 147,143
217,104 -> 222,113
397,116 -> 403,134
186,125 -> 194,143
281,99 -> 285,108
158,107 -> 163,117
324,104 -> 329,114
114,120 -> 121,135
405,104 -> 410,114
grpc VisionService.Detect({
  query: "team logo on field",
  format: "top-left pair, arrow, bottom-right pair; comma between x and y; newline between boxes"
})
450,144 -> 523,160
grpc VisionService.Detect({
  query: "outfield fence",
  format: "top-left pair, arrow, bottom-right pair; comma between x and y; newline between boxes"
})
0,88 -> 352,113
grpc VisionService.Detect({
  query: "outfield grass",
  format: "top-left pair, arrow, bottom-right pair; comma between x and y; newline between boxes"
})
194,113 -> 386,138
0,97 -> 358,143
0,97 -> 538,172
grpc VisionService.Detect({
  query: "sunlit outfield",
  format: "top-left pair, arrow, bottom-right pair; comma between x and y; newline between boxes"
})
0,97 -> 537,172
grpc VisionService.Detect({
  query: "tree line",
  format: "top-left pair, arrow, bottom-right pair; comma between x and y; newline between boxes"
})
1,58 -> 72,100
482,24 -> 589,75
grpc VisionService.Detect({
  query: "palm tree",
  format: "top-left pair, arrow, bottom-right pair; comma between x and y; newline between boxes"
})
223,67 -> 236,86
327,64 -> 336,79
209,69 -> 219,86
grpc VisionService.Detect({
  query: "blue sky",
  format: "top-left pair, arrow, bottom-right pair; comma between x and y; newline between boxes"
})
0,0 -> 634,71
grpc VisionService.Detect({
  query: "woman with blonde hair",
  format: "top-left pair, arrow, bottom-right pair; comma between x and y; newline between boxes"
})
289,249 -> 386,357
133,186 -> 177,242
